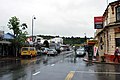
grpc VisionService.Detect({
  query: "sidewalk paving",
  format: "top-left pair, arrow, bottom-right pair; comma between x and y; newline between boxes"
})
83,57 -> 120,65
0,56 -> 20,61
1,56 -> 120,65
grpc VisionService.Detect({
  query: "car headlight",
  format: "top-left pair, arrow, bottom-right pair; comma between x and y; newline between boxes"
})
76,52 -> 79,54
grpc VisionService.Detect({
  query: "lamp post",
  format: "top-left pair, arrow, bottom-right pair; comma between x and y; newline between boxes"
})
32,16 -> 36,42
84,33 -> 87,43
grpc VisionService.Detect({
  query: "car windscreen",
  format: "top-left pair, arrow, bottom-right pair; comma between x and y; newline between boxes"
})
48,49 -> 53,51
77,49 -> 84,52
30,47 -> 35,51
22,48 -> 28,51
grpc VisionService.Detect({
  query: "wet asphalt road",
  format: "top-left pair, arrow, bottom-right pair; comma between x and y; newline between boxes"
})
0,51 -> 120,80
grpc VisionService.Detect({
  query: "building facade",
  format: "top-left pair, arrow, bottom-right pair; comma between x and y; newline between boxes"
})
0,30 -> 4,40
95,1 -> 120,58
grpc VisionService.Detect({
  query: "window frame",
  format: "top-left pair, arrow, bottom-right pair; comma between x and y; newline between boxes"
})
116,6 -> 120,22
115,38 -> 120,47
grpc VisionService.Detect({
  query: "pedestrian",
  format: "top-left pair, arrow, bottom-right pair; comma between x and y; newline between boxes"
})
113,47 -> 120,62
74,46 -> 77,55
96,49 -> 99,61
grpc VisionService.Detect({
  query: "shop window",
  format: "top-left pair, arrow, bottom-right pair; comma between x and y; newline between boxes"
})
99,37 -> 103,50
100,45 -> 103,50
100,37 -> 103,43
115,38 -> 120,47
116,6 -> 120,22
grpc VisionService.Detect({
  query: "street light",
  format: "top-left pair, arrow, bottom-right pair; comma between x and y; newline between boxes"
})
84,33 -> 87,43
32,15 -> 36,42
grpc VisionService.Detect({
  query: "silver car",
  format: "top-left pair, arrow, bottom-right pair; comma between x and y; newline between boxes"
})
47,49 -> 57,56
76,48 -> 86,57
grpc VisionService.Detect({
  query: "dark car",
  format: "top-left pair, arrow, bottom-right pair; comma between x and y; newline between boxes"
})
76,48 -> 86,57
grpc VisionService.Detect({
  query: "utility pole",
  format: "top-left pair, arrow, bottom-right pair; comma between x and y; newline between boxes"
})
84,33 -> 87,43
32,15 -> 36,43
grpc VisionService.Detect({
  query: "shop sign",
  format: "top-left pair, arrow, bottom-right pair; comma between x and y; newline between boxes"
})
94,16 -> 103,29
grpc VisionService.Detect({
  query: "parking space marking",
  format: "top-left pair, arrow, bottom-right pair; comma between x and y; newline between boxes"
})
65,71 -> 75,80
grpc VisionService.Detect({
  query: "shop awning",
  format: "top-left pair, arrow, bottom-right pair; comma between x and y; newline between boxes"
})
0,41 -> 11,44
87,40 -> 98,45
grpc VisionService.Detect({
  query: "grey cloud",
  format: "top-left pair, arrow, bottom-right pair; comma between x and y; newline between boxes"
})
0,0 -> 116,37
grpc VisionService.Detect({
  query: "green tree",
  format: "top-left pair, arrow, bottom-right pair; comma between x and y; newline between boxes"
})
8,16 -> 27,37
8,16 -> 28,57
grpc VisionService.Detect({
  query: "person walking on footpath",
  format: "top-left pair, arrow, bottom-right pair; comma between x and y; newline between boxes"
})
113,47 -> 120,62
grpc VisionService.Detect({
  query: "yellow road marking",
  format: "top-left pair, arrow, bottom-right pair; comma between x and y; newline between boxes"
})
65,71 -> 75,80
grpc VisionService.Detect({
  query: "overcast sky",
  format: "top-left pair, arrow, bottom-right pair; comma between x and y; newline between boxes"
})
0,0 -> 116,37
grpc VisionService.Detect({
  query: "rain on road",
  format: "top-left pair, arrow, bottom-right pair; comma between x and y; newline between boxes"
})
0,51 -> 120,80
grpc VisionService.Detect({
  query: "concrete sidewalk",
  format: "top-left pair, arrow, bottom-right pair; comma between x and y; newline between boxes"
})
0,56 -> 20,61
83,57 -> 120,65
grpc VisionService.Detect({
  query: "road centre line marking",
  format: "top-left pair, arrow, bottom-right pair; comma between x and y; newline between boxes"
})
72,71 -> 120,75
65,71 -> 75,80
33,71 -> 41,76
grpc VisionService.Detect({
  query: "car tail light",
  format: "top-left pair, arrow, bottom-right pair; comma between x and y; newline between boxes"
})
45,51 -> 48,54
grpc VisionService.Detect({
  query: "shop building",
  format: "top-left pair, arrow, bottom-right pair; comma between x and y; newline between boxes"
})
0,33 -> 14,57
95,1 -> 120,59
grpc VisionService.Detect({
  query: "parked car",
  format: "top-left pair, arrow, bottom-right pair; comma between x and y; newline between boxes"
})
47,49 -> 57,56
76,48 -> 86,57
43,48 -> 49,54
40,47 -> 49,55
21,47 -> 37,57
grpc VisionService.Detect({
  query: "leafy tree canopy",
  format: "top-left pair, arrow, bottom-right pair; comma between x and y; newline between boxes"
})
8,16 -> 28,45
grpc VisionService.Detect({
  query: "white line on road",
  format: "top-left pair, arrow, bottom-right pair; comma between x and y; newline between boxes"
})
72,71 -> 120,75
51,64 -> 55,66
33,71 -> 41,76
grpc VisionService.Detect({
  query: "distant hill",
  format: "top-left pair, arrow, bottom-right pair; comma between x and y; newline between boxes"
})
37,35 -> 56,39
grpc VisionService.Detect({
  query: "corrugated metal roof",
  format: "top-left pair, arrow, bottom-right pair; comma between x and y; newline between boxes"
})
3,33 -> 15,39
